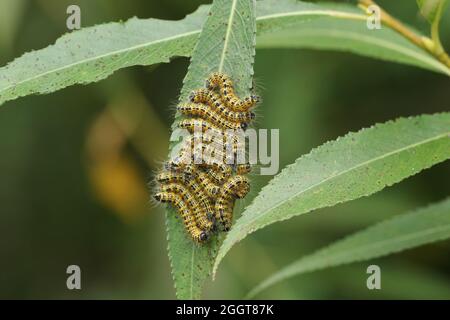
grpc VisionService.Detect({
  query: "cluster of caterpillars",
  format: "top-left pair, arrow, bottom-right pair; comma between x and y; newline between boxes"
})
154,72 -> 259,243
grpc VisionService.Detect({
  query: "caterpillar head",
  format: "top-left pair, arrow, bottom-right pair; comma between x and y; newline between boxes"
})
251,95 -> 260,103
199,231 -> 209,242
188,92 -> 196,102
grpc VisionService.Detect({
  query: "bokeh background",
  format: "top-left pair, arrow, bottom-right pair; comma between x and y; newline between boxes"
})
0,0 -> 449,299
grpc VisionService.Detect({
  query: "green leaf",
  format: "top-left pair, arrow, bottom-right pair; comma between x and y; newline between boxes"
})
213,113 -> 450,276
0,5 -> 207,106
166,0 -> 256,300
1,0 -> 449,108
247,198 -> 450,298
417,0 -> 449,23
256,0 -> 449,76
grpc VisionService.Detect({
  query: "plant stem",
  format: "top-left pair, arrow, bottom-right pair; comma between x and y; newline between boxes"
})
358,0 -> 450,69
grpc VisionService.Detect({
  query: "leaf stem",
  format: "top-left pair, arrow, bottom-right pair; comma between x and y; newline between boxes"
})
358,0 -> 450,69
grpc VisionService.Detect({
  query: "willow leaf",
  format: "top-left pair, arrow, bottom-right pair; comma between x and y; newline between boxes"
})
165,0 -> 256,300
213,113 -> 450,276
247,198 -> 450,298
1,0 -> 449,107
0,6 -> 208,106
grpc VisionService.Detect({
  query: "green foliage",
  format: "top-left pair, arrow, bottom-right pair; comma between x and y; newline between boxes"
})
0,7 -> 207,106
247,198 -> 450,298
1,0 -> 449,107
417,0 -> 449,23
256,0 -> 449,75
165,0 -> 256,300
213,113 -> 450,275
0,0 -> 449,300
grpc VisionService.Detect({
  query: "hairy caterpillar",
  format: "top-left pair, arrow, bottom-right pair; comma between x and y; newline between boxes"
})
221,175 -> 250,199
205,72 -> 259,111
203,162 -> 232,184
215,175 -> 250,230
178,118 -> 219,132
215,198 -> 234,231
189,89 -> 255,123
155,72 -> 258,242
154,192 -> 209,242
156,171 -> 185,184
156,170 -> 215,223
160,183 -> 214,231
177,103 -> 246,130
236,163 -> 252,175
186,166 -> 220,198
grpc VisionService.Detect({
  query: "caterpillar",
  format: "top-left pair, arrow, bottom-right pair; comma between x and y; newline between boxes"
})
214,175 -> 250,230
154,192 -> 209,242
177,103 -> 246,130
203,162 -> 232,184
178,118 -> 223,134
156,170 -> 215,223
205,72 -> 259,112
156,171 -> 185,184
155,72 -> 258,242
160,183 -> 214,231
215,197 -> 235,231
221,175 -> 250,199
189,89 -> 255,123
236,163 -> 252,175
187,166 -> 220,198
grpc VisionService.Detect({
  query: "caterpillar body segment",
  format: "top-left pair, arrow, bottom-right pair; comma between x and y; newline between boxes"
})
213,175 -> 249,231
155,169 -> 215,226
204,162 -> 233,184
178,119 -> 225,137
177,103 -> 245,130
183,176 -> 215,222
154,192 -> 209,242
160,183 -> 213,231
236,163 -> 252,175
214,196 -> 235,231
221,175 -> 250,199
156,172 -> 185,184
205,72 -> 259,112
189,89 -> 256,123
191,169 -> 220,198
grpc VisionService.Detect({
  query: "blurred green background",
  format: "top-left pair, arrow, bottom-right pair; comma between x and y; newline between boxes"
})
0,0 -> 449,299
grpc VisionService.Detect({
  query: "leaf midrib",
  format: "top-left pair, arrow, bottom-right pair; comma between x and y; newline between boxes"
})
186,0 -> 238,299
218,0 -> 238,72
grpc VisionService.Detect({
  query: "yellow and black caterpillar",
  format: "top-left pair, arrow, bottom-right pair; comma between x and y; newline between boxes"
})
154,72 -> 258,243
